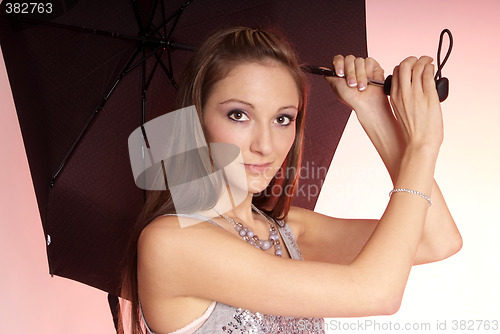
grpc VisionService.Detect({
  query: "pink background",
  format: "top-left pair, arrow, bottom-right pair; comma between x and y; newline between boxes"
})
1,1 -> 499,332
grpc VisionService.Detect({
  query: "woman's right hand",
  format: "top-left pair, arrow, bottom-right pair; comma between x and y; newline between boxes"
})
389,56 -> 444,155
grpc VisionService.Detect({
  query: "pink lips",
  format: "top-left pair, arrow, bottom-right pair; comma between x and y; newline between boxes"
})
244,163 -> 273,174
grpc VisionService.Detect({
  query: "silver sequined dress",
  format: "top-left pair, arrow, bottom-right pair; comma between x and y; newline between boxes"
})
142,213 -> 326,334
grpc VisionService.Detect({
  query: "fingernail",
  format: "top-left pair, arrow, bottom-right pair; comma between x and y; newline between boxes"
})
348,79 -> 357,87
337,69 -> 345,77
358,83 -> 366,91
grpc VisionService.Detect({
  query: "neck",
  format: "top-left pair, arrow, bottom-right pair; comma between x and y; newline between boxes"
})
223,193 -> 256,225
203,186 -> 269,227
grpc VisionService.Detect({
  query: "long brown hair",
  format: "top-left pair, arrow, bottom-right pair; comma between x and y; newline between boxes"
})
119,26 -> 308,333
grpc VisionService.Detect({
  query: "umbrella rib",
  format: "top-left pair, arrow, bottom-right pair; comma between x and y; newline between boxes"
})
166,0 -> 190,41
139,125 -> 154,160
142,48 -> 147,124
167,47 -> 174,80
130,0 -> 165,40
145,50 -> 163,92
16,17 -> 168,47
130,0 -> 147,37
139,124 -> 168,196
148,0 -> 162,33
159,0 -> 167,37
141,46 -> 148,201
124,45 -> 164,76
50,48 -> 142,185
160,160 -> 168,191
147,0 -> 165,40
152,51 -> 178,89
151,0 -> 194,39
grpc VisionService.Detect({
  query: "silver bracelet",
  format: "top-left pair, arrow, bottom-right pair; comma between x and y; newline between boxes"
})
389,188 -> 432,207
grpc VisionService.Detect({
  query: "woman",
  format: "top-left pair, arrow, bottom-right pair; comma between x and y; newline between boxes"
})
119,27 -> 462,333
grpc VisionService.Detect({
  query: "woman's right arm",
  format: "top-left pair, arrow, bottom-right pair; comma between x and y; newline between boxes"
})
345,55 -> 444,310
137,57 -> 442,319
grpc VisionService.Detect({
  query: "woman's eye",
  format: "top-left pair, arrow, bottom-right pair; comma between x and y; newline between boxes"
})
274,115 -> 293,126
228,110 -> 249,122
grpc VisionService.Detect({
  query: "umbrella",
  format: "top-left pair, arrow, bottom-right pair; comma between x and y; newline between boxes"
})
0,0 -> 367,311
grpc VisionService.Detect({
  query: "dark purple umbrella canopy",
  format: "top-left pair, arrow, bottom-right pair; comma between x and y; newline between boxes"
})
0,0 -> 367,295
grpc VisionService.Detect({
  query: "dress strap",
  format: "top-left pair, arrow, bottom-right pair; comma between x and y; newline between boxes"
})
140,301 -> 217,334
277,223 -> 304,260
140,301 -> 155,334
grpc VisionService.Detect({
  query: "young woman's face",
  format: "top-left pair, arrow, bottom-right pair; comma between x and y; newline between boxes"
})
203,61 -> 299,194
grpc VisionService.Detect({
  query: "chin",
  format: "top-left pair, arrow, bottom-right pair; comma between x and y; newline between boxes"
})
246,175 -> 274,195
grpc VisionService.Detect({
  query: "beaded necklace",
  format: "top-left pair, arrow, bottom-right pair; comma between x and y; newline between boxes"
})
214,204 -> 283,257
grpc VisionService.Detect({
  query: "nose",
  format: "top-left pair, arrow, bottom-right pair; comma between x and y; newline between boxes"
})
249,123 -> 273,156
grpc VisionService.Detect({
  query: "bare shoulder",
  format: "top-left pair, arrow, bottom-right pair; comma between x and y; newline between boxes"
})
137,215 -> 232,332
139,214 -> 217,247
138,215 -> 225,270
139,216 -> 205,266
138,215 -> 226,290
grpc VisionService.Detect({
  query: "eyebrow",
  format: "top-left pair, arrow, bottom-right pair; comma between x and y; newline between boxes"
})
219,99 -> 298,112
220,99 -> 254,108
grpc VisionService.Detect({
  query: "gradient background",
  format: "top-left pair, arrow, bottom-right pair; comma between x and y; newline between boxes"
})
1,1 -> 499,333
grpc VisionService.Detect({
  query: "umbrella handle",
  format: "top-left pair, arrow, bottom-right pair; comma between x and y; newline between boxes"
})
301,64 -> 449,103
301,27 -> 453,103
381,75 -> 449,103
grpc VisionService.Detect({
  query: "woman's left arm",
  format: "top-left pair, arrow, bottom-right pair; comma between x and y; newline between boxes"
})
318,55 -> 462,265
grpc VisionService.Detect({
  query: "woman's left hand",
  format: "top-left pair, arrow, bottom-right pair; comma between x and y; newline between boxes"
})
326,55 -> 387,112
